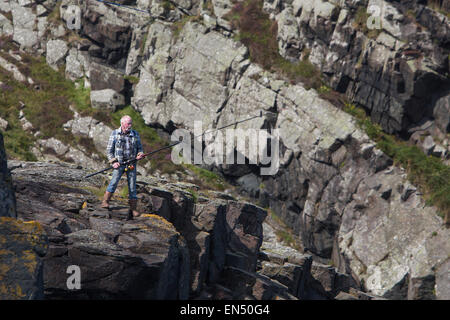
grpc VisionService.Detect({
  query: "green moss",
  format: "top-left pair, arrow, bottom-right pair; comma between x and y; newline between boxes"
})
184,164 -> 227,191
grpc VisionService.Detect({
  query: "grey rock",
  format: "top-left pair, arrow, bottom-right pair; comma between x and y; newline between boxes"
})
90,89 -> 125,112
46,40 -> 69,71
11,2 -> 38,48
0,133 -> 16,218
0,117 -> 9,131
434,93 -> 450,133
0,56 -> 26,82
0,13 -> 13,37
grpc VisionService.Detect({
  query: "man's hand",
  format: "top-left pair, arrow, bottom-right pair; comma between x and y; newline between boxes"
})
136,152 -> 145,160
113,162 -> 120,169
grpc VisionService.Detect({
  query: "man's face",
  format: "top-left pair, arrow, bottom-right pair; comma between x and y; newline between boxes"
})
121,119 -> 132,133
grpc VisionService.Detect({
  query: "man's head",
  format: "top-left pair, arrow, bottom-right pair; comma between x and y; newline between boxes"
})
120,115 -> 133,134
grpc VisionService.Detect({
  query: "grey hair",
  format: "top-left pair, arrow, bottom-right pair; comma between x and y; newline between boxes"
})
120,115 -> 132,124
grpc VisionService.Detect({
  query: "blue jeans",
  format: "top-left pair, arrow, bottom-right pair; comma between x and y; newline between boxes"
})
106,164 -> 137,199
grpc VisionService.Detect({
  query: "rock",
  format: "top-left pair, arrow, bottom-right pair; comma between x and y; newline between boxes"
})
270,0 -> 450,136
0,13 -> 13,37
0,132 -> 16,218
11,2 -> 38,48
63,114 -> 113,157
37,138 -> 70,156
65,48 -> 90,81
422,135 -> 436,155
81,1 -> 132,68
89,62 -> 125,93
90,89 -> 125,112
236,173 -> 260,198
0,117 -> 8,130
46,39 -> 69,71
339,167 -> 450,299
0,56 -> 26,82
7,160 -> 272,299
434,93 -> 450,133
220,266 -> 297,299
435,259 -> 450,300
0,217 -> 48,299
335,291 -> 358,300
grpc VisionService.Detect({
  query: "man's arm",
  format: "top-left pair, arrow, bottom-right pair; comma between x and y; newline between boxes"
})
135,131 -> 144,160
107,130 -> 118,164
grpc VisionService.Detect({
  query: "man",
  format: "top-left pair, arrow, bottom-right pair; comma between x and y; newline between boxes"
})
101,115 -> 145,217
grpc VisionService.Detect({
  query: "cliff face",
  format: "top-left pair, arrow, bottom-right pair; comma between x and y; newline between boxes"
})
7,159 -> 355,300
0,0 -> 449,299
271,0 -> 450,135
269,0 -> 450,161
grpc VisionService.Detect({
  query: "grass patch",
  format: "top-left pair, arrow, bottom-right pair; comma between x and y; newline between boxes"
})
344,102 -> 450,221
224,0 -> 323,89
184,164 -> 228,191
0,39 -> 99,160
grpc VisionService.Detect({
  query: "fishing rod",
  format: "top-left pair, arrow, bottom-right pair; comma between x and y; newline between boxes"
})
83,111 -> 268,179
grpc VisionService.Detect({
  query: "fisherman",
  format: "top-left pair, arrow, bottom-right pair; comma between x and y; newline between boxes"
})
101,115 -> 145,217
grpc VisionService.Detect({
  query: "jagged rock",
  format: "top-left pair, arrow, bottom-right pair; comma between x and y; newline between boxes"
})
339,167 -> 450,299
80,0 -> 132,68
133,21 -> 249,130
270,0 -> 450,136
37,138 -> 70,157
220,266 -> 297,299
6,160 -> 271,299
0,217 -> 48,299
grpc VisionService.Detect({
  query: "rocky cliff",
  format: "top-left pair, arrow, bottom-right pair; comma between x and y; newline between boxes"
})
0,0 -> 449,299
5,158 -> 368,300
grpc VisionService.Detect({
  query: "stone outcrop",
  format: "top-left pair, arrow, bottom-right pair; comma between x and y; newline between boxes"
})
7,160 -> 274,299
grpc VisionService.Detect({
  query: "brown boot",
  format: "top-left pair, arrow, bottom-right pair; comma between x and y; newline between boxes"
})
128,199 -> 140,217
101,191 -> 113,210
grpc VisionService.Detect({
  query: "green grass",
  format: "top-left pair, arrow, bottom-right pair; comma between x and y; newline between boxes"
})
184,164 -> 227,191
344,103 -> 450,221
